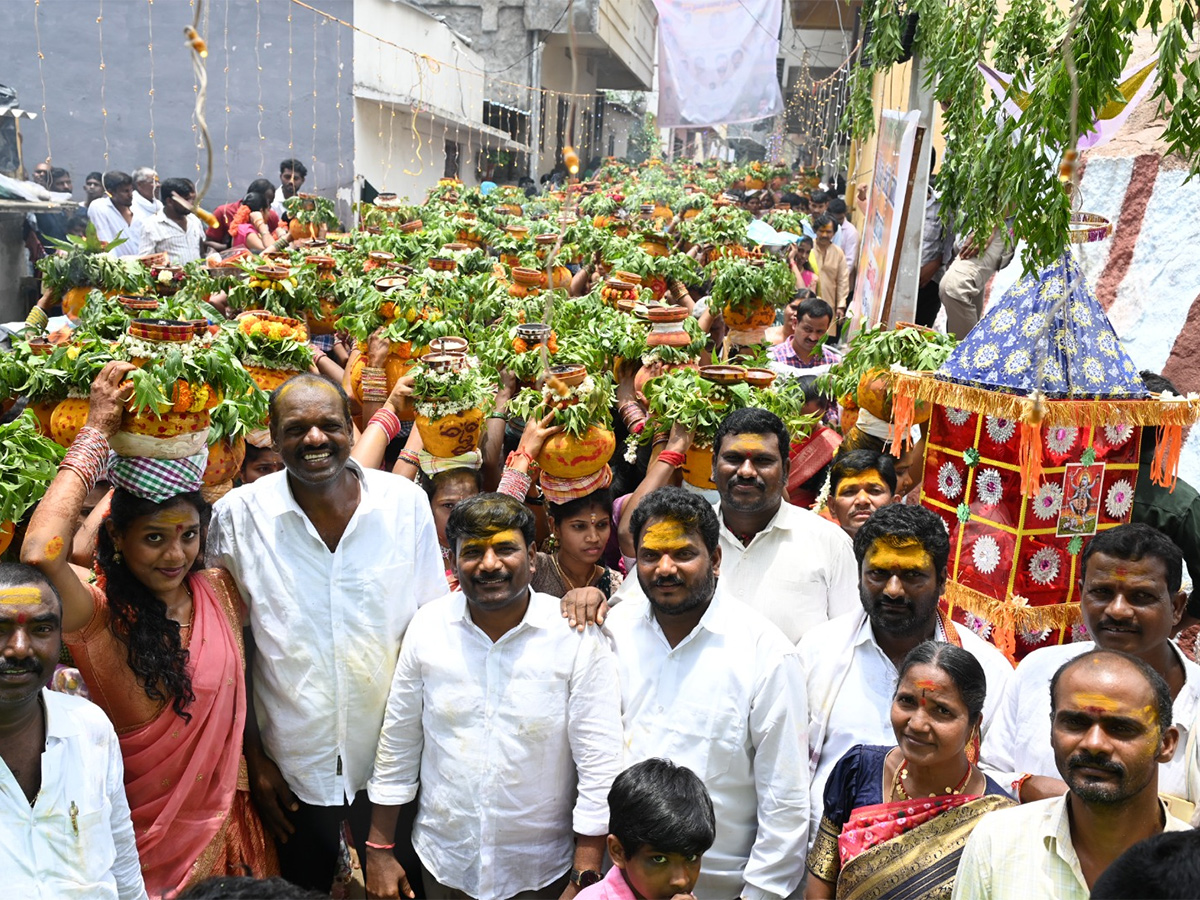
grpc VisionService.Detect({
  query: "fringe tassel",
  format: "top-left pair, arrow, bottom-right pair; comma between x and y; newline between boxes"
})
890,390 -> 915,458
1151,423 -> 1183,493
1018,421 -> 1045,496
943,580 -> 1082,634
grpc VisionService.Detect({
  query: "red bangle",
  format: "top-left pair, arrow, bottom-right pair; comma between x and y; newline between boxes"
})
1011,773 -> 1032,800
507,449 -> 536,468
369,408 -> 403,443
365,840 -> 395,851
656,450 -> 686,469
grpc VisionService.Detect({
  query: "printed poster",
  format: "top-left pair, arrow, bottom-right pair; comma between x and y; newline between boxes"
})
1057,463 -> 1106,537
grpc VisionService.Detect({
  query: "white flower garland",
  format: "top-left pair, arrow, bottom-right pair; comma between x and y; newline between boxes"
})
1031,482 -> 1063,521
118,331 -> 213,363
1028,546 -> 1061,586
975,468 -> 1004,506
972,535 -> 1001,575
985,416 -> 1016,445
1104,479 -> 1134,519
415,396 -> 478,419
937,461 -> 963,500
543,374 -> 596,405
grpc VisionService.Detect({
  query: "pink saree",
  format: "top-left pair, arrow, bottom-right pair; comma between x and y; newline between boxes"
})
117,571 -> 250,897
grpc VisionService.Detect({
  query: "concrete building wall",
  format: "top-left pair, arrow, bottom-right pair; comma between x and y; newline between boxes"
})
0,0 -> 355,214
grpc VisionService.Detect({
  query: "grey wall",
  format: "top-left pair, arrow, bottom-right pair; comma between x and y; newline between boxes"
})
2,0 -> 355,213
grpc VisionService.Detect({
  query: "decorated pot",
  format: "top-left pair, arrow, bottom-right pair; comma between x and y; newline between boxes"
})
415,407 -> 485,457
243,364 -> 295,392
722,301 -> 777,329
744,368 -> 777,388
50,397 -> 91,448
203,437 -> 246,486
511,267 -> 546,289
857,367 -> 893,421
537,425 -> 616,479
27,399 -> 60,436
0,520 -> 13,556
681,443 -> 716,490
699,365 -> 747,386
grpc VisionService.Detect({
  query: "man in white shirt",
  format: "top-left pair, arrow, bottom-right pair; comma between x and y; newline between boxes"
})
271,157 -> 308,219
953,650 -> 1190,900
615,408 -> 858,643
131,166 -> 162,221
799,504 -> 1013,841
0,563 -> 146,900
828,198 -> 858,277
982,523 -> 1200,809
137,176 -> 205,263
87,171 -> 142,257
606,486 -> 810,900
365,494 -> 623,900
209,374 -> 445,892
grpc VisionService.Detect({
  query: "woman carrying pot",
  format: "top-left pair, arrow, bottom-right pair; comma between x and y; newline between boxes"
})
22,362 -> 278,899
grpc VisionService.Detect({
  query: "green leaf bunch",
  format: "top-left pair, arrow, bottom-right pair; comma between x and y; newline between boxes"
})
0,410 -> 65,525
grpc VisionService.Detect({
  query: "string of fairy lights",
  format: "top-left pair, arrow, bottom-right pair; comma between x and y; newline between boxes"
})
27,0 -> 859,198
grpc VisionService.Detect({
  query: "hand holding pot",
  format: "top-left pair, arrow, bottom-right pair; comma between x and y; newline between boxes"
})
367,327 -> 391,367
85,360 -> 137,438
514,412 -> 562,470
385,373 -> 416,418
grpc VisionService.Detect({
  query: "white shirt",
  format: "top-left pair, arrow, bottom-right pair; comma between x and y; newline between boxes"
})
980,640 -> 1200,800
132,191 -> 162,221
613,502 -> 859,644
271,194 -> 287,220
0,691 -> 146,900
87,198 -> 143,257
209,460 -> 446,805
833,219 -> 859,271
799,610 -> 1013,840
136,211 -> 204,263
605,590 -> 810,900
368,591 -> 623,900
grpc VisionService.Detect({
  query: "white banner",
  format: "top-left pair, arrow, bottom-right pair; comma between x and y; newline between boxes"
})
654,0 -> 784,129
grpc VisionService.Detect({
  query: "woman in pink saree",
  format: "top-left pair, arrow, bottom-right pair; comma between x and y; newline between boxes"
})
23,362 -> 277,898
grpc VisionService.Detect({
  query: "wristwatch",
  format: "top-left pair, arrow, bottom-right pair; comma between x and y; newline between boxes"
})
570,868 -> 603,888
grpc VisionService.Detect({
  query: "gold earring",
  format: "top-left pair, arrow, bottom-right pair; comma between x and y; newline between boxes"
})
113,550 -> 123,564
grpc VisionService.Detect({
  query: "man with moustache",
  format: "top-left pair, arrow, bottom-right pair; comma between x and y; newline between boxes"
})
981,523 -> 1200,809
613,408 -> 857,644
953,650 -> 1190,899
798,504 -> 1012,842
605,487 -> 810,900
209,374 -> 445,891
824,450 -> 898,539
0,563 -> 146,899
364,494 -> 622,900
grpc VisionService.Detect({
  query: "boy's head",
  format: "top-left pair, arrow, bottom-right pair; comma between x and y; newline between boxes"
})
607,759 -> 715,899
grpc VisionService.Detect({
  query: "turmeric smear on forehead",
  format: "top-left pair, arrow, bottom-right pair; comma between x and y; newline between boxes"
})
460,528 -> 524,551
641,519 -> 693,553
0,587 -> 43,605
866,536 -> 932,571
835,471 -> 888,496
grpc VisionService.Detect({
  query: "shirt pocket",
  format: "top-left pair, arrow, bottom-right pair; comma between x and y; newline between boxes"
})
505,679 -> 569,745
42,800 -> 116,885
665,697 -> 747,782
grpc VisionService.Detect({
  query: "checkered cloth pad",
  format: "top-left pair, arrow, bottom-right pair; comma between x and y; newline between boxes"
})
417,449 -> 482,477
108,451 -> 208,503
540,465 -> 612,504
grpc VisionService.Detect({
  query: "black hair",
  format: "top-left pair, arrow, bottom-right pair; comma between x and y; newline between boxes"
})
86,171 -> 103,183
246,177 -> 276,197
828,198 -> 848,216
445,492 -> 536,554
853,503 -> 950,574
96,489 -> 208,722
1140,370 -> 1179,395
779,191 -> 803,207
712,407 -> 790,468
794,374 -> 829,411
0,561 -> 63,613
420,467 -> 483,502
279,158 -> 308,178
50,166 -> 69,182
896,641 -> 987,726
630,486 -> 720,555
548,487 -> 614,525
794,297 -> 834,323
1051,649 -> 1173,739
810,191 -> 829,204
65,214 -> 89,235
160,177 -> 195,203
102,170 -> 133,191
1091,829 -> 1200,899
1081,523 -> 1183,595
177,876 -> 329,899
813,213 -> 838,235
268,373 -> 353,436
240,191 -> 269,213
608,758 -> 716,859
830,449 -> 898,495
242,443 -> 276,466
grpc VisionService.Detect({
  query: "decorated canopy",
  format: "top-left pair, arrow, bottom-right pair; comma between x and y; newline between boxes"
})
892,253 -> 1200,660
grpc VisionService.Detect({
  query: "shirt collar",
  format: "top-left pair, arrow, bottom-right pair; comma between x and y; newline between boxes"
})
854,611 -> 946,652
262,457 -> 367,518
1043,794 -> 1174,886
451,588 -> 557,633
716,499 -> 793,543
640,587 -> 731,639
41,689 -> 82,742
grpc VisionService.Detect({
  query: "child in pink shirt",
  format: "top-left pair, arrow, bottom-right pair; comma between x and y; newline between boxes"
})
576,759 -> 715,900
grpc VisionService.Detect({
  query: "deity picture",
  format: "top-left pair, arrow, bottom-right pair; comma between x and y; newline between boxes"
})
1056,462 -> 1105,537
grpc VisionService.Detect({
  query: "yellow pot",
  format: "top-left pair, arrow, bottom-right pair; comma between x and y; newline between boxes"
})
415,408 -> 485,457
681,444 -> 716,490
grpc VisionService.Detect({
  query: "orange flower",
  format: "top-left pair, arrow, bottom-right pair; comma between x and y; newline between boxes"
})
512,338 -> 528,354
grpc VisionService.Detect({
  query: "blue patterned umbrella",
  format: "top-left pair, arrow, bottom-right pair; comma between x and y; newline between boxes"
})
937,253 -> 1147,399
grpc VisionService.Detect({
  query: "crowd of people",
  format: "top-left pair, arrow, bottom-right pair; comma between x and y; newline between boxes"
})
4,154 -> 1200,900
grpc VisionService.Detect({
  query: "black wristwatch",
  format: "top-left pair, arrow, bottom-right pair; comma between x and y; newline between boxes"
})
570,867 -> 603,888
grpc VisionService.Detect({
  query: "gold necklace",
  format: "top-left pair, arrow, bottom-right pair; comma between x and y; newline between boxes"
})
891,756 -> 973,801
553,553 -> 598,592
